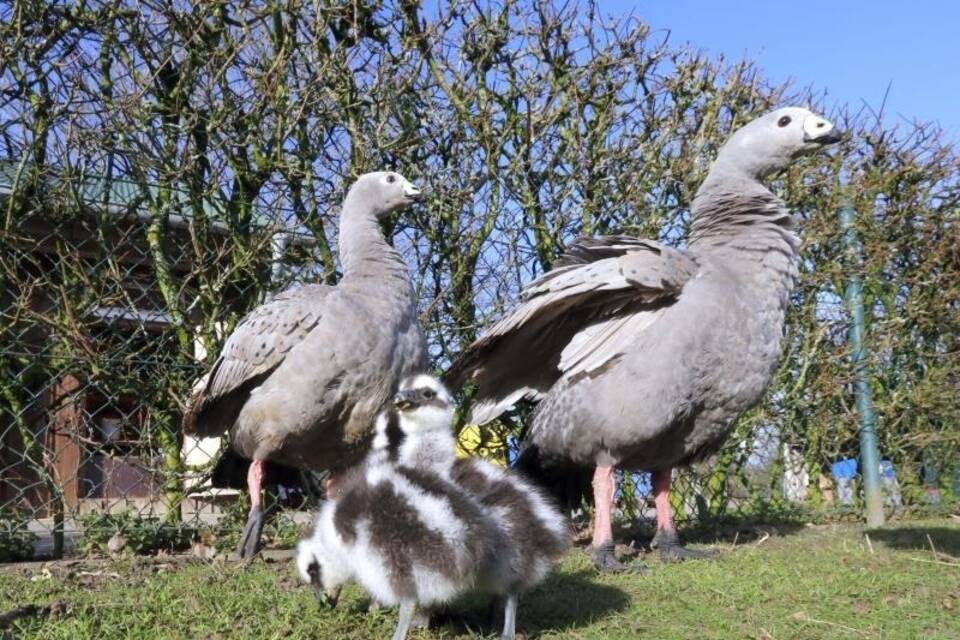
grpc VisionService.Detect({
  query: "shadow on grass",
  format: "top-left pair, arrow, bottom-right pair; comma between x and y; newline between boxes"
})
677,518 -> 808,546
432,569 -> 630,636
616,516 -> 808,549
871,527 -> 960,557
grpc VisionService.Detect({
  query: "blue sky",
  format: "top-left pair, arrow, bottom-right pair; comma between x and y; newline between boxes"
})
601,1 -> 959,142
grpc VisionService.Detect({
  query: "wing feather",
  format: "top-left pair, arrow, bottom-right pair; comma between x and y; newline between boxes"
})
445,236 -> 698,424
183,284 -> 332,435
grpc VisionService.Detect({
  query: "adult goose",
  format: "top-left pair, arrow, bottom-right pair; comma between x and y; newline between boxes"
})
445,108 -> 842,571
184,171 -> 427,559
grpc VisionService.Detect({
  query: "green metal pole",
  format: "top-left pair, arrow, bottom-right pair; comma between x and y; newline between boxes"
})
839,202 -> 885,528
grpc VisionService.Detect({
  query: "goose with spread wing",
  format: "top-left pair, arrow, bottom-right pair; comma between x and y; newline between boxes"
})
446,108 -> 842,571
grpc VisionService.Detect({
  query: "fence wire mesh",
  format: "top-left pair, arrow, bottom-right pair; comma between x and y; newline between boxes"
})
2,0 -> 958,561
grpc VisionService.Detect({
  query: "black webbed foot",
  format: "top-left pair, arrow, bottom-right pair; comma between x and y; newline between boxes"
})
237,506 -> 265,560
590,542 -> 647,573
651,528 -> 718,563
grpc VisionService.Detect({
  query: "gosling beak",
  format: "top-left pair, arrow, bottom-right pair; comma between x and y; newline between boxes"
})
307,561 -> 337,608
393,389 -> 419,410
403,182 -> 424,202
803,117 -> 843,145
316,587 -> 339,609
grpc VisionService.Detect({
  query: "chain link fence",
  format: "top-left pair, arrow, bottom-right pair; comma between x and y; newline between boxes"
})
2,0 -> 958,561
1,157 -> 953,561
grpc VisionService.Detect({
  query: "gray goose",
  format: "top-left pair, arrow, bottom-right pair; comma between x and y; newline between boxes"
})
445,108 -> 842,571
184,171 -> 427,558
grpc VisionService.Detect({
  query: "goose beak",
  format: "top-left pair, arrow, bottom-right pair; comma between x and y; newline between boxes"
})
803,116 -> 843,145
393,389 -> 420,410
403,181 -> 424,201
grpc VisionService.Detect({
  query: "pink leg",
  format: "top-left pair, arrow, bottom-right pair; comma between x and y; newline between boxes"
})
237,458 -> 267,559
590,465 -> 633,571
323,471 -> 343,498
652,467 -> 675,534
248,459 -> 265,509
591,465 -> 616,548
652,467 -> 716,561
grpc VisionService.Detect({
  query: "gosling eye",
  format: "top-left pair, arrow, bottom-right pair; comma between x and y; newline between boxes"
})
777,115 -> 792,128
386,174 -> 397,184
421,388 -> 436,400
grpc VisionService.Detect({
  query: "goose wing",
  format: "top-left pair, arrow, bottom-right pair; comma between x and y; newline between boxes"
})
445,236 -> 698,424
183,284 -> 332,436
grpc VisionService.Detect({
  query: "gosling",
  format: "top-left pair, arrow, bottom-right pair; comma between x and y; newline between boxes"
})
390,374 -> 571,637
296,413 -> 510,640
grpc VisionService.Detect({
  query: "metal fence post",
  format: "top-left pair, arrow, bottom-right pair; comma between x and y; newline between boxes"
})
840,201 -> 885,528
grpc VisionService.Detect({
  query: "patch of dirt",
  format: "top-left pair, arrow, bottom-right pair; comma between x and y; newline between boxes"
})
0,548 -> 299,590
0,552 -> 219,587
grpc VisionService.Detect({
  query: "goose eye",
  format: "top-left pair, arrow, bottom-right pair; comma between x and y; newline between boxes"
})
777,116 -> 792,128
421,388 -> 435,400
386,174 -> 397,184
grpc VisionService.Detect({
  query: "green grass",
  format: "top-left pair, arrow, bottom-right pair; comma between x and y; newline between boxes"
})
1,519 -> 958,639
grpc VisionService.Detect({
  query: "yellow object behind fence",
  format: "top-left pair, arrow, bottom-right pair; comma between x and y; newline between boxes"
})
456,424 -> 508,467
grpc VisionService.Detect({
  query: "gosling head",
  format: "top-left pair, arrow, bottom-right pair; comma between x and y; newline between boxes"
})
296,539 -> 342,608
392,374 -> 454,435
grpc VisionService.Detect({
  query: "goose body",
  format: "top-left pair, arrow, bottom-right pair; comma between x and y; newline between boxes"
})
445,108 -> 842,569
184,171 -> 428,558
296,460 -> 509,608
